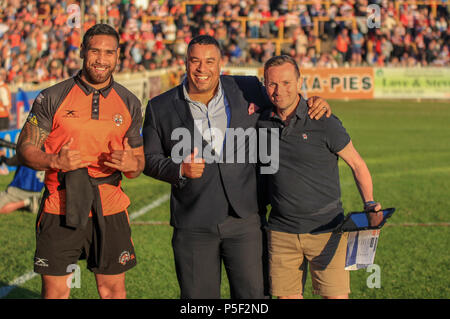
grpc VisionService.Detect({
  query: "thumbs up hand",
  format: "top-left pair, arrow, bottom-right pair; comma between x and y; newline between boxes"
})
56,138 -> 89,171
103,138 -> 139,173
181,147 -> 205,179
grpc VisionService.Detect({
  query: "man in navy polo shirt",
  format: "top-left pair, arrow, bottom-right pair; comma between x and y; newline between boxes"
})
258,55 -> 383,299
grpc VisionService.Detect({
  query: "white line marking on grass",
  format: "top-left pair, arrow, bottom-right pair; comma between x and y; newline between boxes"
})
0,271 -> 38,298
129,193 -> 170,221
131,221 -> 170,225
0,193 -> 170,299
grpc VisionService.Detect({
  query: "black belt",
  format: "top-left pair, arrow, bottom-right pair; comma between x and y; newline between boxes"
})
57,168 -> 122,269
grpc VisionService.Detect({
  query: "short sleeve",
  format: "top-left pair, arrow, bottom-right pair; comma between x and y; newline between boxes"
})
124,95 -> 144,148
26,91 -> 53,132
113,82 -> 144,148
325,114 -> 351,153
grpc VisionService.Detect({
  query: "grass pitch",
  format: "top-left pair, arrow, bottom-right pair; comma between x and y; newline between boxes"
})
0,99 -> 449,299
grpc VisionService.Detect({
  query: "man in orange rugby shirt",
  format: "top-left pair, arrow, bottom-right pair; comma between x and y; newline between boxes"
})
16,24 -> 144,299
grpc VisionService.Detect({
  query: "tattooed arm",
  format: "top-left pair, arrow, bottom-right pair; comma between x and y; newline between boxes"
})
16,122 -> 52,171
17,122 -> 88,172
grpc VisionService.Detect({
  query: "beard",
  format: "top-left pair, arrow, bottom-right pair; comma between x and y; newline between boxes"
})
83,61 -> 115,85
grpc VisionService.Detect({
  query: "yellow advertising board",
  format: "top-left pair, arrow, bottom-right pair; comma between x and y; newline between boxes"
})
374,68 -> 450,99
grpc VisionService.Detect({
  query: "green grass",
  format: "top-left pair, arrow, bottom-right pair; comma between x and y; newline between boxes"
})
0,99 -> 449,299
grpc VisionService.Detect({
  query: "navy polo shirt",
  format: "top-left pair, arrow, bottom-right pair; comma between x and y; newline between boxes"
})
258,96 -> 351,234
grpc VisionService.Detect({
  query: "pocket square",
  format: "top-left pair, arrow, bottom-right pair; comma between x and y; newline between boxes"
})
248,103 -> 260,115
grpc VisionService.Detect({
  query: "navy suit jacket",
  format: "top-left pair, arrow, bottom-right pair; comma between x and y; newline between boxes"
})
143,75 -> 270,229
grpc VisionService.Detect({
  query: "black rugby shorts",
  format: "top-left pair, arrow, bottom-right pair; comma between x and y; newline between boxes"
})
34,211 -> 136,276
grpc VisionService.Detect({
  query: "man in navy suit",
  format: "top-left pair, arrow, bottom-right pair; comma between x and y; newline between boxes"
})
142,35 -> 331,299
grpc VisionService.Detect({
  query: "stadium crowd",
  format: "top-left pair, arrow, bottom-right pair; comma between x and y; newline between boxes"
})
0,0 -> 449,86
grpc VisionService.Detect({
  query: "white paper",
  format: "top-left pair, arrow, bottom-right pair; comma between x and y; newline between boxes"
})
345,229 -> 380,270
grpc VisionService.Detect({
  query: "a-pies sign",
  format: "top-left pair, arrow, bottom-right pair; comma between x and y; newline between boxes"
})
300,67 -> 374,99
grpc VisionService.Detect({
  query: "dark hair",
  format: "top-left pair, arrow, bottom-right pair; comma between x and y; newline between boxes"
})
82,23 -> 120,49
187,35 -> 223,56
264,55 -> 301,79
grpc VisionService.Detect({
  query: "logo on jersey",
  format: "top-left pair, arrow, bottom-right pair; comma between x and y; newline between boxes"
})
302,133 -> 308,140
27,112 -> 38,126
35,93 -> 44,104
118,250 -> 135,265
34,257 -> 49,267
113,114 -> 123,126
63,109 -> 79,118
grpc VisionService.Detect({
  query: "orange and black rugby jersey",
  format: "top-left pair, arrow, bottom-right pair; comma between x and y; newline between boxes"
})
27,72 -> 143,216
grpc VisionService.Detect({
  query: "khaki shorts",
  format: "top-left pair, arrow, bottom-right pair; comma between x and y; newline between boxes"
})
268,230 -> 350,297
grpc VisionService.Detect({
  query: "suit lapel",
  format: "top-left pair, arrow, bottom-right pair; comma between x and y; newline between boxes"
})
222,76 -> 246,129
173,85 -> 195,133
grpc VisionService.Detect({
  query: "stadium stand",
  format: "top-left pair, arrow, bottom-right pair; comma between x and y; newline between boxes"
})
0,0 -> 448,86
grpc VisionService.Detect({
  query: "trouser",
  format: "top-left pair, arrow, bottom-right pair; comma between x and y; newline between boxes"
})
172,213 -> 265,299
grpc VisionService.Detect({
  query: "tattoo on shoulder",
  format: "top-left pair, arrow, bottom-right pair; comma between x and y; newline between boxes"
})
18,123 -> 49,150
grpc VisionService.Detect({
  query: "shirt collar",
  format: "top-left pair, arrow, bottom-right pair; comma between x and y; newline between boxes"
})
74,70 -> 114,98
295,95 -> 308,119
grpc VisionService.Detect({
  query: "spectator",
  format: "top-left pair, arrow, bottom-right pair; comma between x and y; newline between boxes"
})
230,30 -> 248,61
261,41 -> 276,63
248,5 -> 262,38
299,6 -> 312,28
434,44 -> 449,66
331,48 -> 344,66
317,52 -> 339,68
426,39 -> 440,64
33,58 -> 49,81
269,10 -> 283,37
215,21 -> 228,49
391,27 -> 405,59
173,30 -> 188,57
350,27 -> 364,65
131,42 -> 144,64
294,27 -> 308,56
380,36 -> 393,63
47,59 -> 64,81
228,42 -> 243,64
65,50 -> 81,77
354,0 -> 369,34
0,0 -> 448,86
336,28 -> 351,63
436,16 -> 448,33
260,3 -> 272,39
199,21 -> 215,37
0,68 -> 11,130
284,8 -> 300,38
